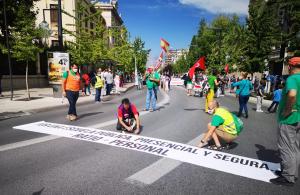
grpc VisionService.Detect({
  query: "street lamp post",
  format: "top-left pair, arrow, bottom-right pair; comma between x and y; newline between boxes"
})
3,0 -> 13,100
57,0 -> 63,50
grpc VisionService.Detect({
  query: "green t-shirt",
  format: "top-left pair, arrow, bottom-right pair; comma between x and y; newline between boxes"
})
278,73 -> 300,124
208,75 -> 217,90
146,72 -> 160,89
62,70 -> 77,79
211,115 -> 225,127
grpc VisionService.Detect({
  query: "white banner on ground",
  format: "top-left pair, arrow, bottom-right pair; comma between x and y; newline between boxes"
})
14,121 -> 279,183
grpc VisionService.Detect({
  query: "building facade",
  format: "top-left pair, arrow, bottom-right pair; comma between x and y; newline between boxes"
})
165,49 -> 189,65
34,0 -> 106,47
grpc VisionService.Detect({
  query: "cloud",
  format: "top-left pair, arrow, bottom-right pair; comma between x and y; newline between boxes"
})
178,0 -> 249,15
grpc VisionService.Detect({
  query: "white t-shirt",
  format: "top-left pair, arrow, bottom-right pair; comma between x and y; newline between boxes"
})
105,72 -> 114,84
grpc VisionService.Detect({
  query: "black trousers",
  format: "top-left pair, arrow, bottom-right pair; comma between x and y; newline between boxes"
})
66,90 -> 79,116
116,118 -> 137,131
268,101 -> 279,112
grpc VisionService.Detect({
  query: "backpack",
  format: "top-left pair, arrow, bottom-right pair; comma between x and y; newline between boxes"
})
232,114 -> 244,135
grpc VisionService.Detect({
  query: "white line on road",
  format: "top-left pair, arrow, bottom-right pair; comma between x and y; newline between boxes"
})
126,134 -> 204,185
0,135 -> 59,152
0,90 -> 170,152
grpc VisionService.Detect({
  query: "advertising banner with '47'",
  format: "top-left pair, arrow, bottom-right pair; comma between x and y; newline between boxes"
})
48,52 -> 70,84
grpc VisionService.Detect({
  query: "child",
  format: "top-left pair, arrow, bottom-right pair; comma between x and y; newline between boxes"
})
256,79 -> 266,112
267,84 -> 283,113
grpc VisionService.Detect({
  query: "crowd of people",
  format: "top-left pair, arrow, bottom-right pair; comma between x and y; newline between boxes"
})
61,57 -> 300,187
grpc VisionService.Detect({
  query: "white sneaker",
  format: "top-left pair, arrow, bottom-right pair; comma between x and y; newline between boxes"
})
256,110 -> 264,113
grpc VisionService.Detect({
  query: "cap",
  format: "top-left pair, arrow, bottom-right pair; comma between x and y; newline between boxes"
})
289,57 -> 300,66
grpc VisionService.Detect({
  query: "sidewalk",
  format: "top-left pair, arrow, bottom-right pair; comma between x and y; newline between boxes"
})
0,83 -> 135,114
225,91 -> 273,108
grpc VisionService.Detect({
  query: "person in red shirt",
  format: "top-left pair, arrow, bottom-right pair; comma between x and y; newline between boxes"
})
82,73 -> 91,95
116,98 -> 140,134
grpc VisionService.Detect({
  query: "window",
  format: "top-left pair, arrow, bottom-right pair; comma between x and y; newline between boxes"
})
50,4 -> 58,24
51,40 -> 59,47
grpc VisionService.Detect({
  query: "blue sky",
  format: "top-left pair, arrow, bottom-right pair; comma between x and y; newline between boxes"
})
117,0 -> 249,65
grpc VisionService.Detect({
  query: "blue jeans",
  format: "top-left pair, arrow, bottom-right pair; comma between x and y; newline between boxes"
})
84,84 -> 91,95
106,83 -> 113,95
146,87 -> 157,110
238,95 -> 249,115
66,90 -> 79,116
95,88 -> 102,102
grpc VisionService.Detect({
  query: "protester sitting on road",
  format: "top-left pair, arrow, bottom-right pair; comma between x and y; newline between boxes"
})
270,57 -> 300,186
62,64 -> 85,121
232,73 -> 253,118
116,98 -> 140,134
267,84 -> 283,113
197,100 -> 243,150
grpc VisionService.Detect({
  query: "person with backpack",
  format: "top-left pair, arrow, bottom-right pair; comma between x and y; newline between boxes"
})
116,98 -> 140,134
197,100 -> 243,150
62,64 -> 85,121
232,73 -> 253,118
267,84 -> 283,113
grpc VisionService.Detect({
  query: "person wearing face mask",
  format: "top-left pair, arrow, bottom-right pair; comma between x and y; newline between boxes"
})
143,66 -> 160,112
62,64 -> 85,121
93,70 -> 104,103
197,100 -> 243,150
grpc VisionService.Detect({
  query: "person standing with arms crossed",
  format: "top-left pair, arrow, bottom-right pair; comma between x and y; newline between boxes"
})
144,66 -> 160,112
270,57 -> 300,186
62,64 -> 85,121
205,70 -> 218,113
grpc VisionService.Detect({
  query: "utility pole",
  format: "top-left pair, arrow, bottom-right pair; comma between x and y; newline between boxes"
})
3,0 -> 13,100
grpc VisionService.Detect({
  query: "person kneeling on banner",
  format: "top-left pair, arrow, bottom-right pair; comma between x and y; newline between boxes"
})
197,100 -> 243,150
116,98 -> 140,134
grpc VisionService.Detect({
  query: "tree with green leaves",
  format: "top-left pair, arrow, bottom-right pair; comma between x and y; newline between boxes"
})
3,4 -> 43,100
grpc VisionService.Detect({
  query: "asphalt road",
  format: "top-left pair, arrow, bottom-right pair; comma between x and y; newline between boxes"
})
0,87 -> 299,195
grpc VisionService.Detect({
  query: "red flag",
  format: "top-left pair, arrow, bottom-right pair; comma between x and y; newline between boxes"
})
189,57 -> 206,79
224,64 -> 229,74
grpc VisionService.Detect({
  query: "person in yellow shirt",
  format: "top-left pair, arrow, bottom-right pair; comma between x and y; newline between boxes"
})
198,100 -> 242,150
94,71 -> 105,103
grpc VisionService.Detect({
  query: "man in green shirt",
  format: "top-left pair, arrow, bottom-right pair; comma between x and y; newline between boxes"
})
270,57 -> 300,186
144,66 -> 160,111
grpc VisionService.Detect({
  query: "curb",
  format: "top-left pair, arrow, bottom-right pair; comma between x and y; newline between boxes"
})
23,85 -> 135,114
225,92 -> 272,108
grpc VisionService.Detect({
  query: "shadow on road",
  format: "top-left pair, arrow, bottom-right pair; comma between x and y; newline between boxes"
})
78,111 -> 103,119
184,108 -> 202,111
255,144 -> 281,163
32,187 -> 45,195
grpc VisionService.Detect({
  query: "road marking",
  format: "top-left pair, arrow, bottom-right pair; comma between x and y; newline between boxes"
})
13,121 -> 279,183
126,134 -> 204,185
0,90 -> 170,152
0,135 -> 59,152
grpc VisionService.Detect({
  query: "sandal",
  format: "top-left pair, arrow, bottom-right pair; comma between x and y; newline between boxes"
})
206,145 -> 224,151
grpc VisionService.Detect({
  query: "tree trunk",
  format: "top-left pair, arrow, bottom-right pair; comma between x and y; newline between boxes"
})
26,61 -> 31,101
